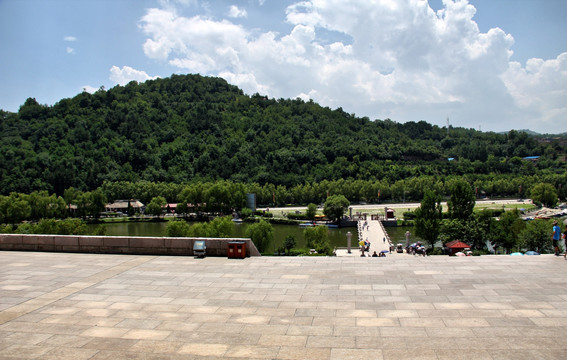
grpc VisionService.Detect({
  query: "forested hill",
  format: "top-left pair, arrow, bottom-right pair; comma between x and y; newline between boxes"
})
0,73 -> 563,195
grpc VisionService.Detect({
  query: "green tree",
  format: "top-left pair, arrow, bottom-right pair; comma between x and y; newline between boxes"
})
0,193 -> 31,223
518,219 -> 552,253
414,190 -> 442,249
75,190 -> 107,219
284,235 -> 296,255
240,207 -> 253,219
175,201 -> 188,218
56,218 -> 88,235
206,216 -> 235,238
89,189 -> 108,219
34,218 -> 59,234
185,216 -> 234,238
447,179 -> 475,220
323,195 -> 350,223
304,225 -> 332,255
530,183 -> 558,208
473,209 -> 499,252
166,220 -> 191,237
146,196 -> 167,217
305,203 -> 317,221
246,219 -> 273,253
492,209 -> 525,253
63,187 -> 80,214
438,219 -> 466,245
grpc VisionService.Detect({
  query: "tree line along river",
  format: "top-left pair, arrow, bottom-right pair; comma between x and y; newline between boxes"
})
87,222 -> 418,252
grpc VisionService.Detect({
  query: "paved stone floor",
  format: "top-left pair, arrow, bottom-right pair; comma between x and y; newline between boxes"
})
1,251 -> 567,360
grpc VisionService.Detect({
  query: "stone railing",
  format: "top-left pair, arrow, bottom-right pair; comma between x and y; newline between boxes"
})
0,234 -> 260,257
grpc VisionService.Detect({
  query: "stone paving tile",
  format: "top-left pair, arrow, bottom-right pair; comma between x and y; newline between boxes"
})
127,339 -> 184,354
436,348 -> 493,360
177,342 -> 230,357
40,347 -> 99,360
225,344 -> 280,359
277,345 -> 331,360
2,251 -> 567,359
382,348 -> 439,359
35,334 -> 93,348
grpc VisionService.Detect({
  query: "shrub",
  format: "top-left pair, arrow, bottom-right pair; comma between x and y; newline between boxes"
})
518,219 -> 552,253
306,203 -> 317,220
188,216 -> 235,238
240,208 -> 253,219
304,225 -> 332,255
92,225 -> 107,236
288,248 -> 308,256
403,211 -> 416,219
166,220 -> 191,237
284,235 -> 296,255
246,219 -> 273,253
472,249 -> 488,256
428,247 -> 443,255
286,213 -> 308,220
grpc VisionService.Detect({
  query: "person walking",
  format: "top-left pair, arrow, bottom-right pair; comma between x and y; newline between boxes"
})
552,220 -> 561,256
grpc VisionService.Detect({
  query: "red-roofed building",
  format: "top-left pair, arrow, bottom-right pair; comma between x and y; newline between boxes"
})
444,240 -> 471,256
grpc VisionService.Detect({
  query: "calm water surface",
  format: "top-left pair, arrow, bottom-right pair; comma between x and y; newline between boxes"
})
88,221 -> 421,251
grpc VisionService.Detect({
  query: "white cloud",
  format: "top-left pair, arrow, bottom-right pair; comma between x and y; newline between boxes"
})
138,0 -> 567,133
109,65 -> 159,85
81,85 -> 98,94
228,5 -> 247,18
502,52 -> 567,130
64,36 -> 77,55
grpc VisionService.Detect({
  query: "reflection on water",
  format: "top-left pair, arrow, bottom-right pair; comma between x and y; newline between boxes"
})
88,221 -> 422,252
384,226 -> 422,245
89,221 -> 361,251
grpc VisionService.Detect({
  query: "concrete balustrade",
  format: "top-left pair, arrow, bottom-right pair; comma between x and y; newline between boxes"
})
0,234 -> 260,257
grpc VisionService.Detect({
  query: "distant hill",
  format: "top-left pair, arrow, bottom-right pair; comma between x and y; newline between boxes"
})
0,74 -> 561,195
516,129 -> 540,136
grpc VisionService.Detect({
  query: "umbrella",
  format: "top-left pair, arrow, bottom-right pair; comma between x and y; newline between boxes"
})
380,250 -> 389,253
510,252 -> 524,256
525,251 -> 540,255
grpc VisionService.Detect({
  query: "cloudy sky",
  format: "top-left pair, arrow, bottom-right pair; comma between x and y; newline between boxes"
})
1,0 -> 566,134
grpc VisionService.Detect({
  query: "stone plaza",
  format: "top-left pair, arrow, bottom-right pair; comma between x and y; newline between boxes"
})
1,250 -> 567,359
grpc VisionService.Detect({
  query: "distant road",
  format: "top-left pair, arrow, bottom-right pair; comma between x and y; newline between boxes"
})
259,199 -> 531,214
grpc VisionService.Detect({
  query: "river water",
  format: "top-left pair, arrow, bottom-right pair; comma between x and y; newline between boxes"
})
88,221 -> 420,252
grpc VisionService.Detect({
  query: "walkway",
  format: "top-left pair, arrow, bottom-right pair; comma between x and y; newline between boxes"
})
355,218 -> 412,257
2,251 -> 567,359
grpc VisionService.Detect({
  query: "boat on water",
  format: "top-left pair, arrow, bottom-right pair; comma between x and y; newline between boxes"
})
299,222 -> 315,227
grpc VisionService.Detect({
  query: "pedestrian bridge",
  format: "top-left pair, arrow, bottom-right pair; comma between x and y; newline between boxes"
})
335,218 -> 411,257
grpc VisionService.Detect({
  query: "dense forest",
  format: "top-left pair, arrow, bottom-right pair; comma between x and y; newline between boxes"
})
1,74 -> 566,199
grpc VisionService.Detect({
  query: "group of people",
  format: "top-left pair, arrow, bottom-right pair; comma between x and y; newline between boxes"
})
359,238 -> 371,256
407,242 -> 427,256
358,238 -> 388,257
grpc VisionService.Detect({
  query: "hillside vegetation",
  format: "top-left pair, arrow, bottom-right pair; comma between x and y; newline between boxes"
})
0,74 -> 565,199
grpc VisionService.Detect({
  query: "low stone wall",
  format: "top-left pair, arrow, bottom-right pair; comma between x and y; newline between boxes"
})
0,234 -> 260,257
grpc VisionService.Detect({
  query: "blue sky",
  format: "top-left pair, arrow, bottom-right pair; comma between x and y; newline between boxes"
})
1,0 -> 566,134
